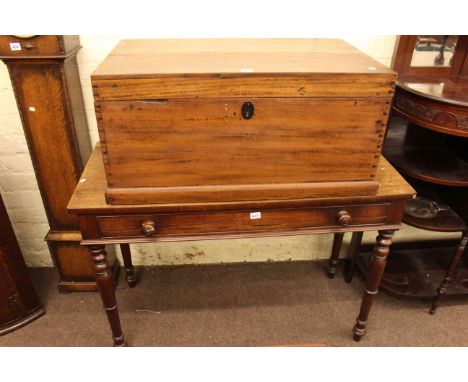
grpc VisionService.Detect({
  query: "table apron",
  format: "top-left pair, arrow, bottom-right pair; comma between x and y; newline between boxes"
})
80,224 -> 402,245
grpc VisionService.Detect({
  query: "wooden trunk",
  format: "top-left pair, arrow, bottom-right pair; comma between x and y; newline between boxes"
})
91,39 -> 396,205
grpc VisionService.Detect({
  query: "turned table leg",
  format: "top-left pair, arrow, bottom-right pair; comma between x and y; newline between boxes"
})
327,233 -> 344,278
89,244 -> 127,347
430,232 -> 468,315
353,230 -> 394,341
120,244 -> 137,288
345,231 -> 364,283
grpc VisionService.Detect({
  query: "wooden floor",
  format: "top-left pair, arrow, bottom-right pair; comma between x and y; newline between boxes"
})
1,261 -> 467,346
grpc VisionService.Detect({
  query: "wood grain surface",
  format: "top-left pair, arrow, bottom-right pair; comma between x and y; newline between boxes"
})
8,63 -> 82,229
105,181 -> 380,205
93,74 -> 395,101
92,39 -> 396,100
99,97 -> 389,189
93,39 -> 394,77
68,145 -> 415,214
96,204 -> 389,239
91,39 -> 397,205
1,36 -> 101,292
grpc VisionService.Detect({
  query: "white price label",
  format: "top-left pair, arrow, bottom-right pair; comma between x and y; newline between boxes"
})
9,42 -> 21,51
250,212 -> 261,220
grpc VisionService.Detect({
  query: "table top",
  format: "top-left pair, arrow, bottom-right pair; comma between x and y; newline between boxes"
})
397,80 -> 468,107
92,39 -> 393,79
68,145 -> 415,215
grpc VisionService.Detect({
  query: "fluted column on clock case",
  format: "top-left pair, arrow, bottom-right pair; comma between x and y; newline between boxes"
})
0,35 -> 119,292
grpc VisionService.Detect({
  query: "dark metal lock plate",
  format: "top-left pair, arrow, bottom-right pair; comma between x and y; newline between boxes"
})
241,101 -> 254,119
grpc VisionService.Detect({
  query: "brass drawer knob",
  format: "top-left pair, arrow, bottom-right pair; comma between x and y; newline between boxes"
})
141,220 -> 156,237
336,211 -> 352,226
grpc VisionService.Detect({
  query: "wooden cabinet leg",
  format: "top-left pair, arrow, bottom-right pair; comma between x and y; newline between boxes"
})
345,231 -> 364,283
327,233 -> 344,278
430,232 -> 468,315
120,244 -> 137,288
353,230 -> 394,341
89,245 -> 127,347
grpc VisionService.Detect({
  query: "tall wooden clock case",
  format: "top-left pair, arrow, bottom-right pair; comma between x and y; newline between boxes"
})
0,35 -> 118,292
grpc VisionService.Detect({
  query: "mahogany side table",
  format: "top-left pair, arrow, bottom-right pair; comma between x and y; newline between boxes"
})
68,146 -> 414,346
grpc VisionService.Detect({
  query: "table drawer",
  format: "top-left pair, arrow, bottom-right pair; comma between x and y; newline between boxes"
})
97,204 -> 389,238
